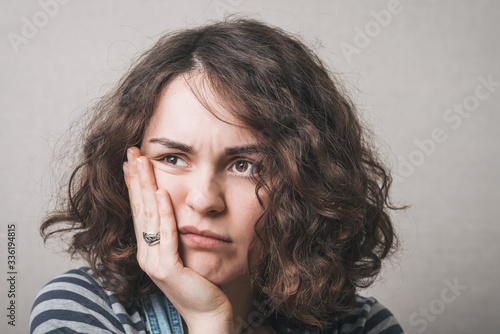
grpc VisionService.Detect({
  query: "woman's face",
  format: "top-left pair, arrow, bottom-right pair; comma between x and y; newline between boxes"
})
141,74 -> 265,287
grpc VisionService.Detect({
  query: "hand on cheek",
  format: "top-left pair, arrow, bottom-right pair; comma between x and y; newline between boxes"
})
123,146 -> 234,334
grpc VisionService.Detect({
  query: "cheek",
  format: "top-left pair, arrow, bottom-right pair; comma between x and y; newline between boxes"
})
152,168 -> 187,210
226,185 -> 263,238
233,188 -> 268,265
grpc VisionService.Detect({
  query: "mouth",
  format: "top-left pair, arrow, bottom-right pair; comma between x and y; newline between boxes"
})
178,225 -> 231,249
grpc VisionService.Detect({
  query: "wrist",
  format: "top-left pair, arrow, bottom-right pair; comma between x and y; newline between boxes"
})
186,321 -> 233,334
184,309 -> 234,334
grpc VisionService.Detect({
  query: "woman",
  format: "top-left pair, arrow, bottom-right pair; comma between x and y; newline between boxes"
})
30,19 -> 404,333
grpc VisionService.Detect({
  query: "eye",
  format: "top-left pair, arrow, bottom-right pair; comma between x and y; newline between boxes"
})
230,160 -> 255,176
162,155 -> 188,167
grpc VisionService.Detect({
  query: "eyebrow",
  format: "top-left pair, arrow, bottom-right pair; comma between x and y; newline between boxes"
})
149,138 -> 194,153
149,138 -> 263,156
225,145 -> 263,156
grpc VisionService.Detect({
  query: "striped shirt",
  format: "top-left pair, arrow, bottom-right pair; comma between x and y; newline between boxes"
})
30,268 -> 404,333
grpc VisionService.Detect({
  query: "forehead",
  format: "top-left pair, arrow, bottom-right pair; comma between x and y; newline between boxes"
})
144,74 -> 258,146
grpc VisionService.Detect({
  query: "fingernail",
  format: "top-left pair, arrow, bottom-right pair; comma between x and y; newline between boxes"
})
137,158 -> 143,174
123,162 -> 129,177
127,149 -> 136,163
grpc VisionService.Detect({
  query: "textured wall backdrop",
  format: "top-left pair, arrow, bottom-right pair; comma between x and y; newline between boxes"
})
1,1 -> 499,333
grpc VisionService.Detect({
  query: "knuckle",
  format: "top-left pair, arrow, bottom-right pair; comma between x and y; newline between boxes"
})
139,177 -> 154,190
131,203 -> 142,216
145,211 -> 154,221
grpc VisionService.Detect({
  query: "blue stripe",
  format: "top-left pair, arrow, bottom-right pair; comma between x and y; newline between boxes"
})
377,323 -> 404,334
363,307 -> 394,332
339,307 -> 369,325
355,296 -> 375,308
67,269 -> 111,299
45,327 -> 86,334
33,273 -> 144,330
63,269 -> 143,322
45,276 -> 102,298
31,290 -> 124,332
31,309 -> 113,333
116,312 -> 146,330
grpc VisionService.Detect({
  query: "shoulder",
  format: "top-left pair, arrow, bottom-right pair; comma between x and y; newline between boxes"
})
330,295 -> 404,334
30,267 -> 147,334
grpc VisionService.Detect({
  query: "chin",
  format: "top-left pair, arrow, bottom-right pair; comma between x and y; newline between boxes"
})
188,264 -> 237,287
180,251 -> 245,286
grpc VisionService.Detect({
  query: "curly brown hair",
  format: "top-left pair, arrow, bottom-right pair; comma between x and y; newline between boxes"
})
41,18 -> 399,330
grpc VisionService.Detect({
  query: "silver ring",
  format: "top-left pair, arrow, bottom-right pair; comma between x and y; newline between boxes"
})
143,231 -> 160,246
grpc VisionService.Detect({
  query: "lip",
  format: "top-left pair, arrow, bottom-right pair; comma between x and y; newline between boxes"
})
178,225 -> 231,249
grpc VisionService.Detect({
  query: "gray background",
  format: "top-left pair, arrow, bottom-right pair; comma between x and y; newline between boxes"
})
1,0 -> 499,333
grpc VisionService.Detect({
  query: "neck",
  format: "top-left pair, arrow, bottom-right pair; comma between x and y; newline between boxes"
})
182,276 -> 271,334
220,274 -> 260,333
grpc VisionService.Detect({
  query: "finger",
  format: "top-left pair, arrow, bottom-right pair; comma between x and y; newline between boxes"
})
137,156 -> 160,242
126,147 -> 145,242
123,162 -> 130,187
156,189 -> 180,264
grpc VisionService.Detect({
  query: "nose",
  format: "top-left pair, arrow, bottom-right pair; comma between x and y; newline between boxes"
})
185,169 -> 225,215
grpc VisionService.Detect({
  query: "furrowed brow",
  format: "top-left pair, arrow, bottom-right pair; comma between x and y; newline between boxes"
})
225,145 -> 263,156
149,138 -> 195,154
